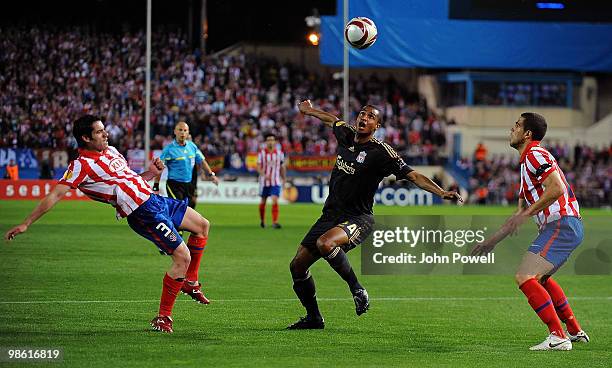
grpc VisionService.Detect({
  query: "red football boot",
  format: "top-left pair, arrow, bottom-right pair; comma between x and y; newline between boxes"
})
181,283 -> 210,304
150,315 -> 173,333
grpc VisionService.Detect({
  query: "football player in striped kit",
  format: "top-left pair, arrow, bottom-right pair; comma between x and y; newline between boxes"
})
472,112 -> 589,350
4,115 -> 212,333
257,133 -> 286,229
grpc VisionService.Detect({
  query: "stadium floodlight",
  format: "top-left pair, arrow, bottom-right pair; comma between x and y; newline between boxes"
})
308,32 -> 320,46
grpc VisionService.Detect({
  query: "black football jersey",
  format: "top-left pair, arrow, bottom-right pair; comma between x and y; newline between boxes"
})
323,120 -> 413,215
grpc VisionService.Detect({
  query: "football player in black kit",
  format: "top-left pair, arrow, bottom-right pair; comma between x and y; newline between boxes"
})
287,100 -> 463,329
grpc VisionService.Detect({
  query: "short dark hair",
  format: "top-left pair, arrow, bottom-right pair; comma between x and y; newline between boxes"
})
264,133 -> 276,140
73,115 -> 101,148
521,112 -> 547,141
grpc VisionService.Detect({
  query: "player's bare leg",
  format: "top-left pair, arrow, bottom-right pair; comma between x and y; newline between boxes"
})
271,195 -> 281,229
515,252 -> 572,350
152,242 -> 191,333
316,227 -> 369,316
287,245 -> 324,329
259,196 -> 267,228
178,207 -> 211,304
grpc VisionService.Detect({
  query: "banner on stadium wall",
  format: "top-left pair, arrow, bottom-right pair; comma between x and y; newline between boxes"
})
0,180 -> 89,200
294,185 -> 441,206
245,154 -> 337,172
34,149 -> 70,169
1,148 -> 41,179
287,156 -> 336,172
205,155 -> 225,172
157,181 -> 288,204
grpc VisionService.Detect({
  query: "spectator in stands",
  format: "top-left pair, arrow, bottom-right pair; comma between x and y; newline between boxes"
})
5,159 -> 19,180
466,143 -> 610,207
474,142 -> 488,162
0,27 -> 448,168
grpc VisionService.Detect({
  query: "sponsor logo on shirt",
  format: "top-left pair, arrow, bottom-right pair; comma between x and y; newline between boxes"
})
108,157 -> 127,172
336,155 -> 356,175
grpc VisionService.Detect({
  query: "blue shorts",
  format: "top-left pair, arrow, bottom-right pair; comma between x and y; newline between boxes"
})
260,185 -> 281,197
127,194 -> 188,255
528,216 -> 583,269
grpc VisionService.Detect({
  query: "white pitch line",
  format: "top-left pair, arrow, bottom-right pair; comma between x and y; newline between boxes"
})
0,296 -> 610,305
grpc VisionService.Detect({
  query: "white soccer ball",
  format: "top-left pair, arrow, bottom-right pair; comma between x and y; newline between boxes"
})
344,17 -> 378,50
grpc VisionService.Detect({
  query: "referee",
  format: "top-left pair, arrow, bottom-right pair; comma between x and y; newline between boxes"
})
153,121 -> 219,209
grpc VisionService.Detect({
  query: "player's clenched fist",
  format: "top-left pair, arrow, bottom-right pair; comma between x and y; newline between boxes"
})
298,100 -> 313,114
149,158 -> 165,174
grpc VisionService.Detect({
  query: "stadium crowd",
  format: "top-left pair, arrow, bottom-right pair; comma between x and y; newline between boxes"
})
468,142 -> 612,207
2,27 -> 609,207
0,27 -> 447,165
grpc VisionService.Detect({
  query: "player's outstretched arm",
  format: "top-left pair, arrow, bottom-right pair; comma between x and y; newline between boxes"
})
406,171 -> 463,202
298,100 -> 339,127
4,183 -> 71,241
471,208 -> 527,256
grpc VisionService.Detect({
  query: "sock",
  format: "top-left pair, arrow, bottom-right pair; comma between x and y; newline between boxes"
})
519,278 -> 565,338
159,273 -> 185,317
324,247 -> 363,293
259,203 -> 266,223
272,203 -> 279,224
186,235 -> 207,283
292,271 -> 322,319
542,278 -> 582,335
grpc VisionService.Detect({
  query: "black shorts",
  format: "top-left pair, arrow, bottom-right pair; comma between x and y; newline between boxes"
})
300,211 -> 375,254
166,179 -> 196,208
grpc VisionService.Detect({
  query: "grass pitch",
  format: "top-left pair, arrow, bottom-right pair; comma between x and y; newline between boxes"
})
0,201 -> 610,367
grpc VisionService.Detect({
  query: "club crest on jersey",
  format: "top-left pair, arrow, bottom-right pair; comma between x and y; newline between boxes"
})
356,151 -> 367,163
108,157 -> 127,172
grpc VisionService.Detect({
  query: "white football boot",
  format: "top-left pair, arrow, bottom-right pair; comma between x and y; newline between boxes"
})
529,333 -> 572,351
567,330 -> 590,343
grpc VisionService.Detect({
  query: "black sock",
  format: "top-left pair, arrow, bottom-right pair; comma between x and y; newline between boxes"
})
292,272 -> 322,320
324,247 -> 363,293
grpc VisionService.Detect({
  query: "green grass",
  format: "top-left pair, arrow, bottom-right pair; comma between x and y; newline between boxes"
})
0,201 -> 611,367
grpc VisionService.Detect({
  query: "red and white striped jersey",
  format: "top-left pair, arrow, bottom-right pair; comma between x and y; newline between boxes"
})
519,141 -> 580,227
257,148 -> 284,187
58,146 -> 152,218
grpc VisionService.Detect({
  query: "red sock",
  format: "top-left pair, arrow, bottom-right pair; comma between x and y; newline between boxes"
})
259,203 -> 266,222
542,278 -> 582,335
186,235 -> 207,283
519,278 -> 565,338
159,273 -> 184,317
272,203 -> 279,223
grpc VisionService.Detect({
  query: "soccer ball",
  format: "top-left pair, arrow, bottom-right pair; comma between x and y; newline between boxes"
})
344,17 -> 378,50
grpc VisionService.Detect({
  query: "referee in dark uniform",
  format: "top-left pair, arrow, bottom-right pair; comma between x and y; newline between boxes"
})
287,100 -> 463,330
153,121 -> 219,209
